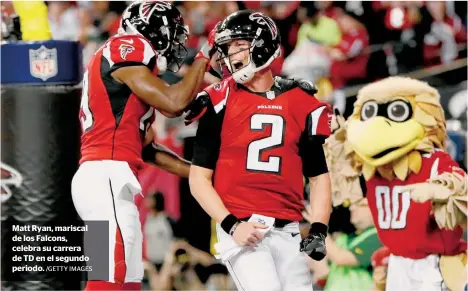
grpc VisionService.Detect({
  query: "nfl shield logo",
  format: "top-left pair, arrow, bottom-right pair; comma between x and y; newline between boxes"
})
266,91 -> 276,100
29,45 -> 58,81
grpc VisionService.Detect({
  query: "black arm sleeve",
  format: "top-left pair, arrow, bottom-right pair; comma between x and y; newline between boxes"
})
299,105 -> 330,177
192,97 -> 224,169
299,135 -> 329,177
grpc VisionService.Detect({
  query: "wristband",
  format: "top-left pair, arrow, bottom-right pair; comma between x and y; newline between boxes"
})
229,221 -> 240,236
309,222 -> 328,237
221,214 -> 240,234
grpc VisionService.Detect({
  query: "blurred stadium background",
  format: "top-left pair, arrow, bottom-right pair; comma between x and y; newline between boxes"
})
1,1 -> 467,290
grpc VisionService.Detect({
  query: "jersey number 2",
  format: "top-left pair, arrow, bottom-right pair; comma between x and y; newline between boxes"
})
375,186 -> 410,229
80,71 -> 94,132
246,114 -> 284,173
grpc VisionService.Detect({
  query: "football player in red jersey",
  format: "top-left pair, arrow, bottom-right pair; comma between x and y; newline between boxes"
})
187,10 -> 333,291
71,1 -> 217,290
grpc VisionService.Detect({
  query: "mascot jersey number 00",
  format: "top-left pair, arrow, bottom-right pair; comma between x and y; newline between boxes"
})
325,77 -> 467,291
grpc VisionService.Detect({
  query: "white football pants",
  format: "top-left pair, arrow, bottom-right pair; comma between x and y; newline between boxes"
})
71,160 -> 143,284
216,222 -> 313,291
386,254 -> 448,291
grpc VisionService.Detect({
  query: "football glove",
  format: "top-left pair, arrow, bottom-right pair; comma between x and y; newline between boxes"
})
300,223 -> 328,261
184,92 -> 210,126
194,22 -> 219,61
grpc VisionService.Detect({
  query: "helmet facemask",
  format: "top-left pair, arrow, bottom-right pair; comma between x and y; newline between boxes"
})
119,2 -> 189,74
161,24 -> 189,73
215,28 -> 281,84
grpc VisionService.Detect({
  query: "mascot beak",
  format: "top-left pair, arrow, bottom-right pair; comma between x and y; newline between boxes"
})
347,116 -> 425,167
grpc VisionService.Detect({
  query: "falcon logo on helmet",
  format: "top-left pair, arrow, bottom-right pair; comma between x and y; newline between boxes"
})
140,1 -> 173,23
214,10 -> 282,84
1,162 -> 23,203
120,1 -> 189,73
249,13 -> 278,40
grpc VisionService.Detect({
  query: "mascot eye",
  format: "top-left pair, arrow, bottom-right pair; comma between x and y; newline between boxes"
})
387,100 -> 411,122
361,101 -> 378,120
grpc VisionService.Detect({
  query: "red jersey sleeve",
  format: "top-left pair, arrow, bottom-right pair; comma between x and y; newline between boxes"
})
102,35 -> 157,73
183,78 -> 234,126
204,77 -> 234,113
297,88 -> 333,177
429,150 -> 466,179
306,101 -> 333,140
289,79 -> 332,140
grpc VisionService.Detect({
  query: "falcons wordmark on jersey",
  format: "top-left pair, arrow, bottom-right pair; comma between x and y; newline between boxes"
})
192,77 -> 332,221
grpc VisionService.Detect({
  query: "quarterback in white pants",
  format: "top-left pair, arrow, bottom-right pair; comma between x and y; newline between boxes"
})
187,10 -> 333,291
215,220 -> 314,291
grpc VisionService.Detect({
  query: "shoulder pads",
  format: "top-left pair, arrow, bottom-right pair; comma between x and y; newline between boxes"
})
275,77 -> 318,96
294,79 -> 318,96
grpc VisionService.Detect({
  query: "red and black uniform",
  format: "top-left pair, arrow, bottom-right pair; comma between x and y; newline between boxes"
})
192,77 -> 332,221
79,34 -> 157,174
366,150 -> 467,259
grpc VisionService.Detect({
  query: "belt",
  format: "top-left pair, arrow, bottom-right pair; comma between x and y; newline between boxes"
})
239,217 -> 294,228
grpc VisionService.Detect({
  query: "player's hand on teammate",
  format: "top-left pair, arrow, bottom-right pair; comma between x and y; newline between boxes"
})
232,222 -> 267,247
183,91 -> 210,125
195,21 -> 220,62
300,223 -> 328,261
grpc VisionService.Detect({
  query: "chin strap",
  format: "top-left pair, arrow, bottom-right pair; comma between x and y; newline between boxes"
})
231,46 -> 281,84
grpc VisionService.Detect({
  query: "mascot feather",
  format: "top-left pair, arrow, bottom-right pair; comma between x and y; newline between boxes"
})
325,77 -> 467,291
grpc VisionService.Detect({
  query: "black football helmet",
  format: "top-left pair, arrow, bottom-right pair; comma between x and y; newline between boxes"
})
119,1 -> 189,72
215,10 -> 281,83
